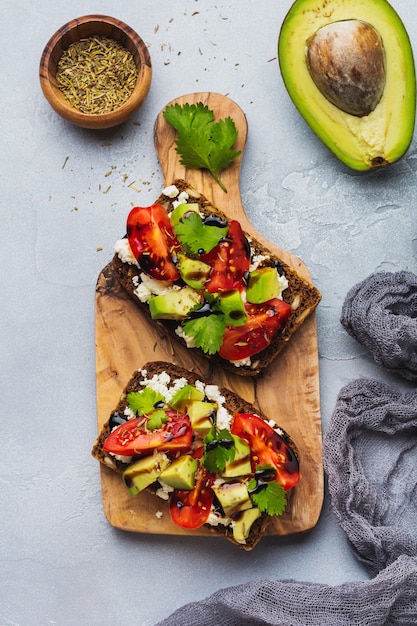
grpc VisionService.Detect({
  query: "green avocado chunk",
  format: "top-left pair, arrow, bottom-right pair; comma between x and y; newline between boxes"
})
246,267 -> 280,304
278,0 -> 416,170
212,480 -> 253,517
221,435 -> 252,478
159,455 -> 198,490
178,254 -> 211,290
170,384 -> 205,412
148,287 -> 202,320
217,290 -> 247,326
123,453 -> 170,495
232,507 -> 262,542
187,400 -> 217,435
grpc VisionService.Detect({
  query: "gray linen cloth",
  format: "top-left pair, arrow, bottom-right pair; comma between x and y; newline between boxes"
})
156,271 -> 417,626
156,380 -> 417,625
340,271 -> 417,381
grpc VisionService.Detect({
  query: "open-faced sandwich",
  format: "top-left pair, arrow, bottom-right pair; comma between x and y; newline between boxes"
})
92,361 -> 300,550
111,179 -> 321,376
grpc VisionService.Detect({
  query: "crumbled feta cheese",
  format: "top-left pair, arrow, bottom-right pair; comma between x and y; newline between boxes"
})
175,325 -> 196,348
230,357 -> 252,368
155,511 -> 163,519
278,274 -> 289,297
249,253 -> 269,271
162,185 -> 179,198
155,481 -> 174,500
114,238 -> 138,266
133,272 -> 174,303
206,511 -> 232,527
172,190 -> 190,208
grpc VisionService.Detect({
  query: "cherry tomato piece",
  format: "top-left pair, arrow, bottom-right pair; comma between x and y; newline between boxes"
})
102,410 -> 193,456
201,220 -> 250,293
127,204 -> 180,281
169,465 -> 215,529
231,413 -> 300,490
218,298 -> 291,361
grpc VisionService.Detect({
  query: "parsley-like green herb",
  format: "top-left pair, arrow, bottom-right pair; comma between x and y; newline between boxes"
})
247,478 -> 287,516
202,426 -> 236,473
127,388 -> 165,416
174,212 -> 229,255
182,313 -> 226,355
146,409 -> 169,430
163,102 -> 241,192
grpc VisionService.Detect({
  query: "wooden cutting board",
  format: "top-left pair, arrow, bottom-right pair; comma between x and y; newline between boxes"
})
95,92 -> 323,539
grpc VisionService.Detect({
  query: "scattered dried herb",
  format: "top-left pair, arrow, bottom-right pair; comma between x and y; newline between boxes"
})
56,36 -> 138,114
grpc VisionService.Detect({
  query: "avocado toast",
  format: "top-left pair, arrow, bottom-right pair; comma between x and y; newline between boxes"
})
92,361 -> 300,550
111,179 -> 321,376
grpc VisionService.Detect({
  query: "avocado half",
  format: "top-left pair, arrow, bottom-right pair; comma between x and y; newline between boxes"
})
278,0 -> 416,170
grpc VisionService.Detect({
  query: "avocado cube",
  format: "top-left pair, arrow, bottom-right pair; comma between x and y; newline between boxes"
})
187,400 -> 217,435
232,507 -> 261,542
212,480 -> 253,517
246,267 -> 279,304
123,453 -> 170,495
170,203 -> 200,227
159,455 -> 198,490
217,289 -> 247,326
148,287 -> 202,320
178,254 -> 212,290
222,435 -> 252,478
170,384 -> 205,412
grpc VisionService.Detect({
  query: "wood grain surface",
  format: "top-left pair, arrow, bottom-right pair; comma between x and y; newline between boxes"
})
95,92 -> 323,539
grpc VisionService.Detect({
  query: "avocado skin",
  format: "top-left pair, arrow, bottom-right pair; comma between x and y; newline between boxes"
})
278,0 -> 416,170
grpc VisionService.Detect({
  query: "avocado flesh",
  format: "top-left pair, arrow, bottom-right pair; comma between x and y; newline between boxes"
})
278,0 -> 416,170
123,453 -> 170,495
232,507 -> 262,542
222,435 -> 252,478
217,290 -> 247,326
159,455 -> 198,490
149,287 -> 202,320
213,481 -> 253,517
187,400 -> 216,434
246,267 -> 279,304
170,384 -> 205,411
178,254 -> 211,290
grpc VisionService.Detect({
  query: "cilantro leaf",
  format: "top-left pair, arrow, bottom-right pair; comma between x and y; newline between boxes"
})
182,313 -> 226,355
163,102 -> 241,192
127,388 -> 165,416
248,479 -> 287,517
202,426 -> 235,473
146,409 -> 169,430
174,212 -> 228,255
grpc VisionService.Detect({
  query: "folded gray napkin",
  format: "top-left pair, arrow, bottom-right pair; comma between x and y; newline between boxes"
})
156,380 -> 417,626
340,271 -> 417,381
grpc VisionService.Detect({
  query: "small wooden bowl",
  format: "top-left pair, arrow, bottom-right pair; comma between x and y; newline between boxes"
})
39,15 -> 152,129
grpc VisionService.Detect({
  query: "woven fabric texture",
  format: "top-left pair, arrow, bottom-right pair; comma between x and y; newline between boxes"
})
340,271 -> 417,381
157,380 -> 417,626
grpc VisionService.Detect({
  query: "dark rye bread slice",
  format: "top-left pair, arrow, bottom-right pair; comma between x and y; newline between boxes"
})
91,360 -> 299,550
111,179 -> 321,376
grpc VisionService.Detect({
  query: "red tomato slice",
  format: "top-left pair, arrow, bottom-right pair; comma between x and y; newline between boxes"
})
169,465 -> 215,529
200,220 -> 250,293
231,413 -> 300,490
127,204 -> 180,281
102,410 -> 192,456
218,298 -> 291,361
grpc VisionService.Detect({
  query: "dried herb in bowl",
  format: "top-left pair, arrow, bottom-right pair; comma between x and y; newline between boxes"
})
56,35 -> 138,115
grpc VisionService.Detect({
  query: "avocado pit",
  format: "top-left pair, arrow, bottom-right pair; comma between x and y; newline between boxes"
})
306,20 -> 386,117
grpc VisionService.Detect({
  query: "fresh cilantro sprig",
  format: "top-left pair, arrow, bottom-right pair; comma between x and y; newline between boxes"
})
174,212 -> 228,255
202,426 -> 235,473
163,102 -> 241,192
247,467 -> 287,517
146,409 -> 169,430
182,312 -> 226,355
127,388 -> 165,416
